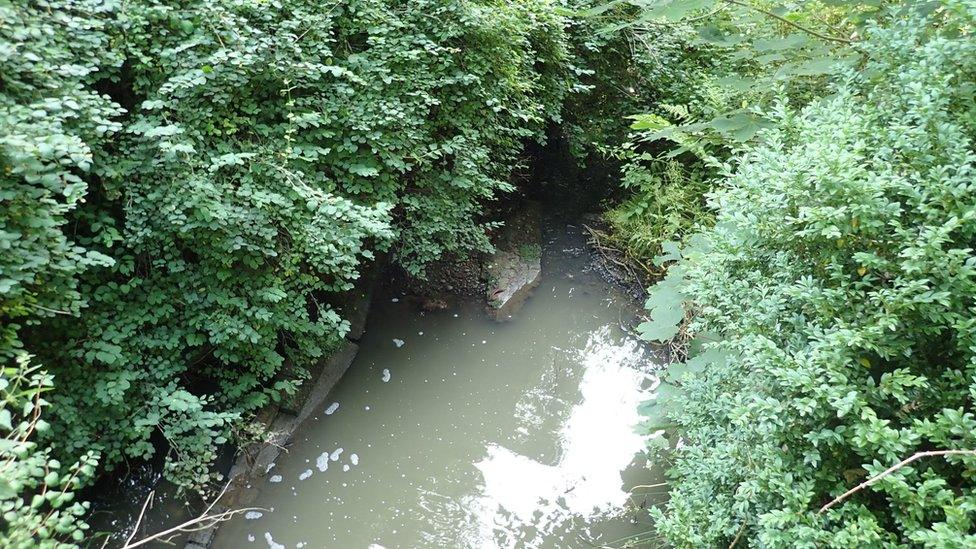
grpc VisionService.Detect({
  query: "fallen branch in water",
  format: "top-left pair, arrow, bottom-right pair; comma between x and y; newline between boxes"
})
123,489 -> 154,547
819,449 -> 976,514
121,481 -> 268,548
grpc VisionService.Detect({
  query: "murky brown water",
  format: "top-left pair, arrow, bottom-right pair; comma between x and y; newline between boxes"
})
211,223 -> 666,549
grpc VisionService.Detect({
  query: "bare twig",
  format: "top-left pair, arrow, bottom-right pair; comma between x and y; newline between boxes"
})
630,482 -> 669,490
124,490 -> 155,547
728,521 -> 747,548
27,303 -> 72,315
819,449 -> 976,514
120,481 -> 267,549
120,506 -> 266,549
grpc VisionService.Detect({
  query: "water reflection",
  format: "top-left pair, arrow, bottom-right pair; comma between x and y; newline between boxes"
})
470,327 -> 656,547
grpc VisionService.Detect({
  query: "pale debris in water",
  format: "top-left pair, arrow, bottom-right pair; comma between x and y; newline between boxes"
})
343,464 -> 350,472
248,534 -> 255,542
392,338 -> 405,348
381,369 -> 391,382
269,474 -> 283,483
330,447 -> 343,461
391,298 -> 399,302
316,452 -> 330,472
324,401 -> 339,415
264,532 -> 284,549
299,469 -> 313,481
244,511 -> 263,520
265,462 -> 275,474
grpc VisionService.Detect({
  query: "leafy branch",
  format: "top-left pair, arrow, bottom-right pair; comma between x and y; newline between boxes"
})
723,0 -> 853,44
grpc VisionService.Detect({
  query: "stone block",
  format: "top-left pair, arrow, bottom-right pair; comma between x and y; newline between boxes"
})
296,341 -> 359,425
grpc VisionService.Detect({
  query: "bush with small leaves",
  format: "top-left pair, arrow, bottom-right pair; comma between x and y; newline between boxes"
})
639,4 -> 976,545
2,0 -> 577,497
0,355 -> 97,548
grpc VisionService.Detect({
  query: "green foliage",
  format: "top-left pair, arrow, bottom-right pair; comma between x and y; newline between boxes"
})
590,0 -> 883,149
1,0 -> 575,500
640,5 -> 976,545
561,5 -> 711,159
587,0 -> 899,279
603,157 -> 713,272
0,354 -> 97,548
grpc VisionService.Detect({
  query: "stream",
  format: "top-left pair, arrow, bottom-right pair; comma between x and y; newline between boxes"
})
208,222 -> 666,548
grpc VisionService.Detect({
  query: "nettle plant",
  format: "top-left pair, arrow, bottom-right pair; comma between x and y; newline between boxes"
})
639,4 -> 976,546
0,0 -> 575,491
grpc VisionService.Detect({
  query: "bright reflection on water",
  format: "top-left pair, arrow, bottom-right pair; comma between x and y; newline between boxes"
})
213,223 -> 666,549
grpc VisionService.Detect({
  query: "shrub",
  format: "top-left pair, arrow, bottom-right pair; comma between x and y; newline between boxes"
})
641,4 -> 976,545
0,355 -> 97,548
1,0 -> 575,493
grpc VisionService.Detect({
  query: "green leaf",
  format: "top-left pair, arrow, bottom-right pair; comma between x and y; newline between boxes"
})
0,478 -> 16,499
641,0 -> 718,21
753,34 -> 811,52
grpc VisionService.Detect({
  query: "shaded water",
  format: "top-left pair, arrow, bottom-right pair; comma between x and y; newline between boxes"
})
213,223 -> 666,548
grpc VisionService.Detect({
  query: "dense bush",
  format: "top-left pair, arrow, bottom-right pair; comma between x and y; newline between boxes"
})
0,355 -> 97,548
590,0 -> 870,274
1,3 -> 117,541
640,4 -> 976,545
2,0 -> 575,508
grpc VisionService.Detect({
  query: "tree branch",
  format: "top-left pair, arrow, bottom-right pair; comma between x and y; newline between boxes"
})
724,0 -> 853,44
819,449 -> 976,514
120,481 -> 267,549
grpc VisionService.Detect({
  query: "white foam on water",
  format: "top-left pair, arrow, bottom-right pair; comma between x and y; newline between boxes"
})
248,534 -> 255,542
316,452 -> 330,472
269,475 -> 282,483
264,532 -> 284,549
381,369 -> 391,382
392,338 -> 405,348
350,453 -> 359,466
324,402 -> 339,415
299,469 -> 313,481
330,447 -> 343,461
342,464 -> 350,472
391,298 -> 399,302
244,511 -> 263,520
